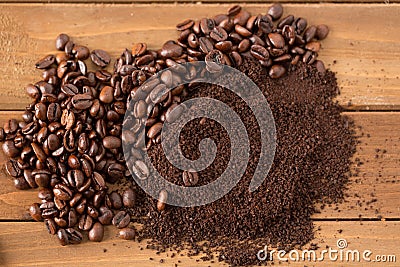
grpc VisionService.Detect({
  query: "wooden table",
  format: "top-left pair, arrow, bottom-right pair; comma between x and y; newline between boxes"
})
0,1 -> 399,266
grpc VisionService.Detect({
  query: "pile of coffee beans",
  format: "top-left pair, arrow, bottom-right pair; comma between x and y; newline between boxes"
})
0,4 -> 355,266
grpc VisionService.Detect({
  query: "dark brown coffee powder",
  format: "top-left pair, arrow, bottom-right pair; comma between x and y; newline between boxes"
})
137,57 -> 356,266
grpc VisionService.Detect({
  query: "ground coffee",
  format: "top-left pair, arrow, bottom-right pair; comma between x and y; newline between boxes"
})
139,57 -> 356,266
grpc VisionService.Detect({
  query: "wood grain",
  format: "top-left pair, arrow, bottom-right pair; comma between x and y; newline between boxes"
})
0,111 -> 399,220
5,0 -> 400,3
0,221 -> 399,266
0,4 -> 399,110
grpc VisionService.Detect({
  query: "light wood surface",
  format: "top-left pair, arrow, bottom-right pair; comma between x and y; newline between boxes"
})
0,221 -> 399,266
0,3 -> 399,267
0,4 -> 399,110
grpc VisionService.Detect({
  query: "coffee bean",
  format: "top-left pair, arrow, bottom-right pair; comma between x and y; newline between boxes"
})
165,103 -> 185,123
99,86 -> 114,104
316,24 -> 330,40
132,43 -> 147,57
29,203 -> 43,221
57,228 -> 83,246
89,222 -> 104,242
200,18 -> 215,35
205,50 -> 224,73
269,64 -> 287,79
45,218 -> 58,235
98,208 -> 113,225
314,60 -> 326,74
55,34 -> 70,51
161,42 -> 183,58
122,188 -> 135,208
71,94 -> 93,110
215,40 -> 232,53
182,170 -> 199,187
294,18 -> 308,34
119,227 -> 136,240
53,183 -> 73,201
305,41 -> 321,52
238,39 -> 250,53
35,55 -> 55,69
108,163 -> 124,183
31,142 -> 47,163
210,26 -> 228,42
268,33 -> 285,49
176,19 -> 194,31
6,159 -> 22,177
103,136 -> 121,149
235,24 -> 252,37
278,15 -> 294,29
199,37 -> 214,54
304,26 -> 317,43
233,10 -> 250,26
227,5 -> 241,16
250,45 -> 270,61
268,3 -> 283,20
147,122 -> 162,139
73,45 -> 90,60
131,160 -> 149,180
112,210 -> 130,229
109,191 -> 123,210
47,103 -> 61,122
64,41 -> 74,57
90,49 -> 111,68
157,189 -> 168,211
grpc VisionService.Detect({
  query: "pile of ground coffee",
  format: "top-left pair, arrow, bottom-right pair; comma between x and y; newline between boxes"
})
141,57 -> 356,266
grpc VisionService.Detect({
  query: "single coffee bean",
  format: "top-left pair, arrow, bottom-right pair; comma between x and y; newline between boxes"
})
210,26 -> 228,42
29,203 -> 43,221
304,26 -> 317,43
227,5 -> 241,16
71,94 -> 93,110
305,41 -> 321,52
199,37 -> 214,54
316,24 -> 330,40
64,41 -> 74,57
131,160 -> 149,180
182,170 -> 199,187
26,84 -> 40,99
278,15 -> 294,29
119,227 -> 136,240
6,159 -> 22,177
250,45 -> 270,61
268,33 -> 285,49
35,55 -> 55,69
147,122 -> 162,139
55,34 -> 70,50
88,222 -> 104,242
31,142 -> 47,163
108,191 -> 122,209
233,10 -> 250,26
235,24 -> 252,37
122,188 -> 135,208
313,60 -> 326,74
294,18 -> 308,34
267,3 -> 283,20
269,64 -> 287,79
90,49 -> 111,67
108,163 -> 124,183
45,218 -> 58,235
53,183 -> 73,201
103,136 -> 121,149
73,45 -> 90,60
176,19 -> 194,31
160,42 -> 183,58
98,208 -> 113,225
132,43 -> 147,57
200,18 -> 215,35
112,211 -> 130,229
157,189 -> 168,211
99,86 -> 114,104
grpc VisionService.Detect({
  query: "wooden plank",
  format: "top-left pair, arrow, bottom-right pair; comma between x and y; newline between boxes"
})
0,4 -> 399,110
0,221 -> 399,266
0,111 -> 399,220
4,0 -> 400,3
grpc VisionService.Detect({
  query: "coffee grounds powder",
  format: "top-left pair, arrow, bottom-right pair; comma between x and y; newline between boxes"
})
136,57 -> 356,266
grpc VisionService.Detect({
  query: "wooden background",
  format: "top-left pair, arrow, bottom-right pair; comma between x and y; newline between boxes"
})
0,2 -> 399,266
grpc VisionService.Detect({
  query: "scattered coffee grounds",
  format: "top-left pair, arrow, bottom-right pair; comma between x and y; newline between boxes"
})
0,3 -> 356,267
140,57 -> 356,266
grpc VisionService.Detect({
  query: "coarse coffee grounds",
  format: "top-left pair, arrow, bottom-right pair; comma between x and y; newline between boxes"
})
138,57 -> 356,266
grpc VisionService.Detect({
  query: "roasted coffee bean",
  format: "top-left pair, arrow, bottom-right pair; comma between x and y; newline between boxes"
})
103,136 -> 121,149
238,39 -> 250,53
269,64 -> 287,79
314,60 -> 326,74
250,45 -> 270,61
71,94 -> 93,110
24,169 -> 37,188
160,41 -> 183,58
14,177 -> 30,190
36,55 -> 55,69
88,222 -> 104,242
118,227 -> 136,241
278,15 -> 294,28
214,40 -> 232,52
34,170 -> 50,188
108,163 -> 124,183
235,24 -> 252,37
29,203 -> 43,221
26,84 -> 40,99
112,211 -> 130,229
256,15 -> 273,34
200,18 -> 215,35
147,122 -> 162,139
205,50 -> 224,73
303,50 -> 317,65
157,189 -> 168,211
6,159 -> 22,177
67,170 -> 85,188
210,26 -> 228,42
61,84 -> 79,96
149,84 -> 168,104
132,43 -> 147,57
233,10 -> 250,26
316,24 -> 330,40
268,3 -> 283,20
131,160 -> 149,180
53,183 -> 73,201
182,170 -> 199,187
47,103 -> 61,122
73,45 -> 90,60
90,49 -> 110,67
31,142 -> 47,163
176,19 -> 194,31
45,218 -> 58,235
199,37 -> 214,54
57,228 -> 83,246
64,41 -> 74,57
99,86 -> 114,104
98,208 -> 113,225
78,214 -> 93,231
305,41 -> 321,52
304,26 -> 317,43
122,188 -> 135,208
230,51 -> 243,67
56,34 -> 70,50
165,103 -> 185,123
109,191 -> 123,210
227,5 -> 241,16
268,33 -> 285,49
